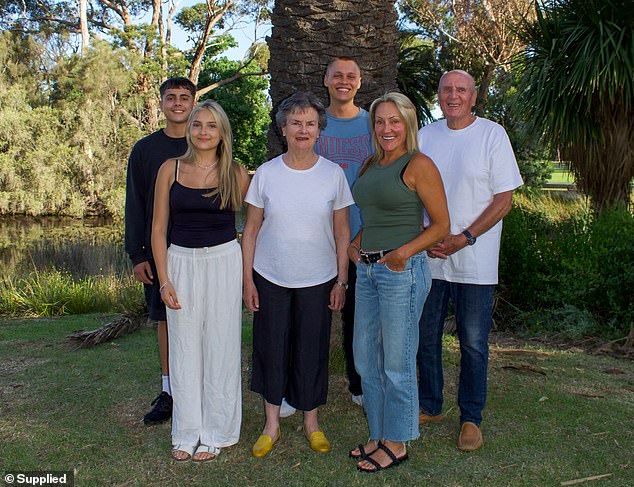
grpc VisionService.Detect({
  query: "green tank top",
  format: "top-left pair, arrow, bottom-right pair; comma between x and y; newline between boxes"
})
352,152 -> 424,250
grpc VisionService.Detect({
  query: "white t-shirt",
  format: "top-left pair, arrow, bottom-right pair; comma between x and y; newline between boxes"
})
245,155 -> 354,288
418,117 -> 523,285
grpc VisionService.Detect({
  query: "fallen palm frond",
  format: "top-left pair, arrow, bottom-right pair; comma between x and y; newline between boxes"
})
67,307 -> 147,348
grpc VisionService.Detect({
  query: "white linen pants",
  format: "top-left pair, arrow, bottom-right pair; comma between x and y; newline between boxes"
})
166,241 -> 242,449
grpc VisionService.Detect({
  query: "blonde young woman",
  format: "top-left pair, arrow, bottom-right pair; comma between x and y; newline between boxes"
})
151,100 -> 250,462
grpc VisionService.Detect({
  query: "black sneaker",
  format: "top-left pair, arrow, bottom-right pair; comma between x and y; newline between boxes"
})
143,391 -> 173,425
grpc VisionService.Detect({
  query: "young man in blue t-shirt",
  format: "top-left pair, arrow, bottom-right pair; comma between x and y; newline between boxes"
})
125,77 -> 196,424
316,57 -> 373,407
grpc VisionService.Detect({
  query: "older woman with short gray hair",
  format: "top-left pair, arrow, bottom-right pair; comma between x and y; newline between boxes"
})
242,91 -> 354,458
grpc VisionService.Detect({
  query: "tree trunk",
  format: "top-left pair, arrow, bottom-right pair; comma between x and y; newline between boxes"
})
144,0 -> 161,59
475,62 -> 494,116
79,0 -> 89,55
189,1 -> 233,87
267,0 -> 399,157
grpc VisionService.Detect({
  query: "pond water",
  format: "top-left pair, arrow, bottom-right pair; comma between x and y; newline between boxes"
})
0,212 -> 245,279
0,217 -> 128,279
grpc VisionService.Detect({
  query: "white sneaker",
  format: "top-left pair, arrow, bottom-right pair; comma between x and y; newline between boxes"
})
279,398 -> 296,418
351,394 -> 364,407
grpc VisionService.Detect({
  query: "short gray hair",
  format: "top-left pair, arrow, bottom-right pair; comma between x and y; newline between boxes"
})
275,91 -> 327,131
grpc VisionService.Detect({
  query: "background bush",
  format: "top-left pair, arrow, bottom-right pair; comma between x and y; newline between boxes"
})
499,193 -> 634,340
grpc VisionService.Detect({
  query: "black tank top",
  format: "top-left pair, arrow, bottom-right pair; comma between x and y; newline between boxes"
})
169,161 -> 236,248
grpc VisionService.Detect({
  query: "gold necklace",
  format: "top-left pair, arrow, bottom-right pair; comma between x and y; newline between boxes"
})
194,159 -> 218,169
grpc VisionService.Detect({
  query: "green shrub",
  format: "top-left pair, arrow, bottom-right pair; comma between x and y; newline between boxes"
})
517,305 -> 596,339
499,194 -> 633,339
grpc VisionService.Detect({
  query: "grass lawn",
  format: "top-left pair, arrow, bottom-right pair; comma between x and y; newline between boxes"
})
548,170 -> 575,185
1,314 -> 633,486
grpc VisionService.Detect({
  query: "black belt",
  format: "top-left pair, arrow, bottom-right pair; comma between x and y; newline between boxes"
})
359,249 -> 395,264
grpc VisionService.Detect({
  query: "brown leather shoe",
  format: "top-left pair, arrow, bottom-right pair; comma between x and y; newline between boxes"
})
419,412 -> 443,425
457,422 -> 483,451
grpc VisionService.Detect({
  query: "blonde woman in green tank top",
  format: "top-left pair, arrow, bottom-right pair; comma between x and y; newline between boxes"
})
348,92 -> 449,473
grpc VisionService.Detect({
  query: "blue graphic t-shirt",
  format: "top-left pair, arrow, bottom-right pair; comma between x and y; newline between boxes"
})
315,108 -> 373,240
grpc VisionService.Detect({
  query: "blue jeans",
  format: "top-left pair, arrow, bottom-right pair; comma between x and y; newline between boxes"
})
417,279 -> 495,426
353,253 -> 431,442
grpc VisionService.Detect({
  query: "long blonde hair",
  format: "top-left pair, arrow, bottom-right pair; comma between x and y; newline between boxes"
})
360,92 -> 420,176
180,100 -> 242,210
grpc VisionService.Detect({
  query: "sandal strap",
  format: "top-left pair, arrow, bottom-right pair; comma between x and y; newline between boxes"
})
358,444 -> 367,458
377,441 -> 401,466
172,444 -> 195,461
360,454 -> 383,472
195,444 -> 221,456
172,444 -> 195,456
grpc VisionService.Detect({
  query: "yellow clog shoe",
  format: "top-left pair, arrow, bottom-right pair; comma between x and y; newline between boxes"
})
252,428 -> 280,458
308,431 -> 332,453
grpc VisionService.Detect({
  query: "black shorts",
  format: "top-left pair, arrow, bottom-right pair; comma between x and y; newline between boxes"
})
143,259 -> 166,322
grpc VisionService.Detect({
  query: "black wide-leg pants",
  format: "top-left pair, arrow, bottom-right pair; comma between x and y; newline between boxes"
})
250,271 -> 333,411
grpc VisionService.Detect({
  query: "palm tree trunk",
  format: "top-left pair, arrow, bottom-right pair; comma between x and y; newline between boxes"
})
267,0 -> 399,156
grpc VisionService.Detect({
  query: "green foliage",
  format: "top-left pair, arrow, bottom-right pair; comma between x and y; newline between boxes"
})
396,33 -> 442,126
0,12 -> 271,216
499,193 -> 634,339
398,0 -> 550,182
514,159 -> 552,191
485,70 -> 552,189
519,0 -> 634,138
199,57 -> 269,169
0,0 -> 76,35
0,36 -> 143,217
399,0 -> 490,85
516,0 -> 634,210
518,305 -> 597,340
177,5 -> 237,58
177,3 -> 234,36
0,31 -> 48,106
0,88 -> 80,215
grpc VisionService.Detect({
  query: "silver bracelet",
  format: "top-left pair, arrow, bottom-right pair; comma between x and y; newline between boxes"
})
159,281 -> 170,293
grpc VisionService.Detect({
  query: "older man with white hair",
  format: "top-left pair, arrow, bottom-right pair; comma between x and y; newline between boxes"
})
417,70 -> 523,451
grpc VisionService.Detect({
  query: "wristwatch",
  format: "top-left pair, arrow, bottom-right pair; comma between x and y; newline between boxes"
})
335,280 -> 349,290
462,229 -> 476,246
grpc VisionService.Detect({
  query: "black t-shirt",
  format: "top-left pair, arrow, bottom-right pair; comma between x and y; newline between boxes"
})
124,129 -> 188,266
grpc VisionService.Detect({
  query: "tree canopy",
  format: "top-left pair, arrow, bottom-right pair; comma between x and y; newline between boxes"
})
0,1 -> 271,216
516,0 -> 634,211
1,0 -> 632,215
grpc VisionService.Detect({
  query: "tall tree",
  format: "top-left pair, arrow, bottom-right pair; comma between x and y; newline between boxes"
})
178,0 -> 234,86
402,0 -> 533,114
176,0 -> 270,90
517,0 -> 634,211
1,0 -> 268,93
267,0 -> 399,156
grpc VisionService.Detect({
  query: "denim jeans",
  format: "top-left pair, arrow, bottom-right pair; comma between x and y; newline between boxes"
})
353,252 -> 431,442
417,279 -> 495,426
